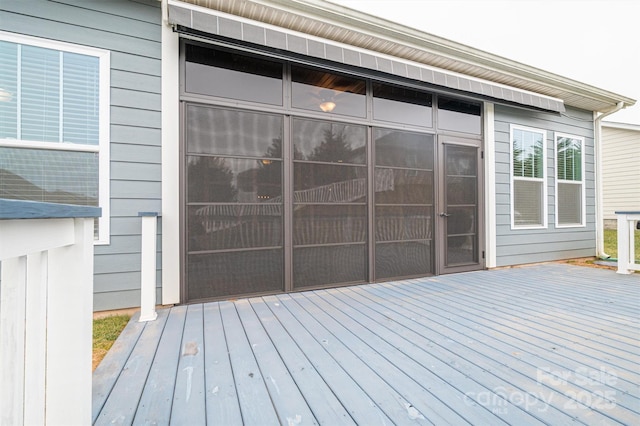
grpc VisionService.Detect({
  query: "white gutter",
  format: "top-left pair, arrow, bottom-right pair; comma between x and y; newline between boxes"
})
595,101 -> 625,259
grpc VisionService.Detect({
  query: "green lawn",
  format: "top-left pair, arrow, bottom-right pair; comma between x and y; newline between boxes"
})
93,314 -> 130,370
603,228 -> 640,261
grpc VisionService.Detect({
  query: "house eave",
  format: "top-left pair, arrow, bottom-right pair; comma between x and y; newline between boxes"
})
602,121 -> 640,131
176,0 -> 636,113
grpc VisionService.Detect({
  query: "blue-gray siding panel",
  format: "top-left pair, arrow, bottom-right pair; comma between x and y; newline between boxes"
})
0,10 -> 160,58
94,288 -> 163,313
494,105 -> 595,267
111,180 -> 161,199
0,0 -> 162,311
111,126 -> 161,147
110,144 -> 161,164
111,52 -> 161,76
111,88 -> 162,111
111,162 -> 162,182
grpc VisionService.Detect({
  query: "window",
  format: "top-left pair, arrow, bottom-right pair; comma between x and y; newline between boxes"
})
291,66 -> 366,118
0,32 -> 110,243
510,125 -> 547,228
184,44 -> 283,105
438,97 -> 481,134
556,133 -> 585,227
372,83 -> 432,127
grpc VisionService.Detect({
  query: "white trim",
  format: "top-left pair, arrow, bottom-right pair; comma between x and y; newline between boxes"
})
483,102 -> 496,268
0,140 -> 100,152
17,45 -> 22,138
509,124 -> 548,230
59,52 -> 64,143
601,121 -> 640,132
161,0 -> 181,305
0,31 -> 111,245
0,31 -> 107,57
554,132 -> 586,228
97,45 -> 111,245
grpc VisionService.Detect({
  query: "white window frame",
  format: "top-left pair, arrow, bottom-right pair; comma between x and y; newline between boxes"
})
0,31 -> 110,244
510,124 -> 548,229
555,132 -> 586,228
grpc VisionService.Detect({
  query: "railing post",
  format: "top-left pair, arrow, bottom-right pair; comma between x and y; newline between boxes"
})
616,211 -> 640,275
139,212 -> 160,322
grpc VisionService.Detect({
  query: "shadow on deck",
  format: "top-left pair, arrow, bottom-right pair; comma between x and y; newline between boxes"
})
92,263 -> 639,425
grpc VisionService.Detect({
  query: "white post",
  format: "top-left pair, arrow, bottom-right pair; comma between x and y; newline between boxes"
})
0,256 -> 27,425
139,212 -> 159,322
45,217 -> 95,425
24,251 -> 48,425
616,211 -> 640,275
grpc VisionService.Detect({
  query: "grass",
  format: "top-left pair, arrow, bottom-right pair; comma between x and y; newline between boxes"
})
93,314 -> 131,371
603,228 -> 640,261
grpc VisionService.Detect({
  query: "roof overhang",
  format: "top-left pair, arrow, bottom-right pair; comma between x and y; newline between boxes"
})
602,121 -> 640,132
168,0 -> 636,114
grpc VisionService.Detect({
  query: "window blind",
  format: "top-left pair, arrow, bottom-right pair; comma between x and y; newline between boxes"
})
0,41 -> 99,144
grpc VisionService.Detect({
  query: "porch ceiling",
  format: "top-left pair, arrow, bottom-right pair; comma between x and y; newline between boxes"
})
173,0 -> 635,113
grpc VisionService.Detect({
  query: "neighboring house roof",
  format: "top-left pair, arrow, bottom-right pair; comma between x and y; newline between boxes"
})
602,121 -> 640,131
172,0 -> 636,113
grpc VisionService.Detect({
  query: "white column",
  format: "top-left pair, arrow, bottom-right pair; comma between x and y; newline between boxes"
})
483,102 -> 497,268
161,0 -> 181,305
139,213 -> 159,322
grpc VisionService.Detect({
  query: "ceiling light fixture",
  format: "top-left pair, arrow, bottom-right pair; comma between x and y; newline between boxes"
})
319,101 -> 336,113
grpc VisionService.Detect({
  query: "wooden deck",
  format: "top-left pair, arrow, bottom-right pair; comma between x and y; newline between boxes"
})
93,263 -> 640,425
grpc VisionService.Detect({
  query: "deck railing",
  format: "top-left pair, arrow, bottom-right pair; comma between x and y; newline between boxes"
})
0,199 -> 100,425
616,211 -> 640,274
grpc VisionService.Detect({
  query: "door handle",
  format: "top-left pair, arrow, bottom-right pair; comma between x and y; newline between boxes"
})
439,212 -> 451,217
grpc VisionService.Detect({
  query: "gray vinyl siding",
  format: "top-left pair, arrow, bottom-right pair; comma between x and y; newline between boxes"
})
494,105 -> 596,266
0,0 -> 162,310
601,126 -> 640,221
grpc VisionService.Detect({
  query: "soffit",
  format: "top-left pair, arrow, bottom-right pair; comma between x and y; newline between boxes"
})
170,0 -> 635,113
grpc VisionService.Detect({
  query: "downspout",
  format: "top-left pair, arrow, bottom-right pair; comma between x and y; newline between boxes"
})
594,101 -> 625,259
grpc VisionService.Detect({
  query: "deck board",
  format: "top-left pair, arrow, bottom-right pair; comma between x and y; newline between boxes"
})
93,264 -> 640,425
249,298 -> 355,425
95,309 -> 168,425
92,311 -> 145,423
264,295 -> 394,425
235,299 -> 319,425
170,304 -> 207,425
202,302 -> 243,425
364,281 -> 628,425
307,289 -> 511,425
280,292 -> 425,424
348,281 -> 581,425
219,301 -> 280,425
332,285 -> 541,424
132,305 -> 187,425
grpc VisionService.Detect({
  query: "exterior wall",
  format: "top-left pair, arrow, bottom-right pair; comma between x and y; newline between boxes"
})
494,105 -> 596,266
0,0 -> 163,310
1,0 -> 612,308
601,124 -> 640,223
